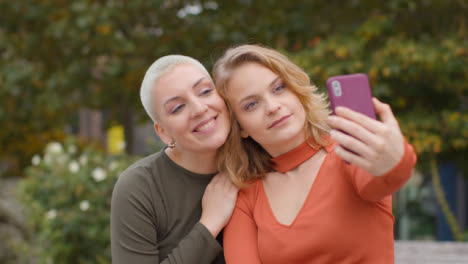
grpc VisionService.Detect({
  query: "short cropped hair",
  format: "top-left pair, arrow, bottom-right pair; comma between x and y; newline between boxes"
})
140,55 -> 210,122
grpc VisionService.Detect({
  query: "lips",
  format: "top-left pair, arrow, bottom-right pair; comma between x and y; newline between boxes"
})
193,116 -> 217,132
268,115 -> 291,129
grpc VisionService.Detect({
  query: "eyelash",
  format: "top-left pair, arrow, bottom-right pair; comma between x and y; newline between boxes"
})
199,88 -> 213,96
171,104 -> 185,114
242,84 -> 286,111
273,84 -> 285,93
244,101 -> 258,111
169,87 -> 213,114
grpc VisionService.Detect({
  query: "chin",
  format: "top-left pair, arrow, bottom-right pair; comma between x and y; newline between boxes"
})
212,137 -> 228,149
202,136 -> 228,152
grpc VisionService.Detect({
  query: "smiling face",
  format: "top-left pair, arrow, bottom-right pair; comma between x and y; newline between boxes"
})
152,63 -> 230,154
226,62 -> 307,156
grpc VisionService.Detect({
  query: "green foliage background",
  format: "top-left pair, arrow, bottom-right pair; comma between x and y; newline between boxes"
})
1,0 -> 467,261
290,14 -> 467,170
1,0 -> 466,177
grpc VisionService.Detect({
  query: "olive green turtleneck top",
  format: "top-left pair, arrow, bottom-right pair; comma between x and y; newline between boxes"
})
111,149 -> 224,264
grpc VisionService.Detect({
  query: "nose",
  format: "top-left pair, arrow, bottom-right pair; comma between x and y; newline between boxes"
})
266,97 -> 281,115
190,98 -> 208,117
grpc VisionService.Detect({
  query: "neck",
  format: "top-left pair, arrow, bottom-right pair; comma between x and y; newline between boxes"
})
269,136 -> 320,173
264,133 -> 307,157
165,147 -> 218,174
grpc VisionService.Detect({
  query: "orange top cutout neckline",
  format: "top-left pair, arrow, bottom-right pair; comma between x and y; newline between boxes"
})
270,139 -> 320,173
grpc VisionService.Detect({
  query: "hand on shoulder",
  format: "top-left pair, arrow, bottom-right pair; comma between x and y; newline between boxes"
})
200,171 -> 239,237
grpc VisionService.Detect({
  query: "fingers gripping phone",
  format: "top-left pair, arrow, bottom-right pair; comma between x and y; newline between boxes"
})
326,73 -> 376,159
326,73 -> 377,120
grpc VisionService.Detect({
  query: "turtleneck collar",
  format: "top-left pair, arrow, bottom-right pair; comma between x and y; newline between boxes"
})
270,139 -> 321,173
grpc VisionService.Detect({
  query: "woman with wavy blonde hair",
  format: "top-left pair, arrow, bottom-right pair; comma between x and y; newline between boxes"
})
213,44 -> 417,263
215,44 -> 331,187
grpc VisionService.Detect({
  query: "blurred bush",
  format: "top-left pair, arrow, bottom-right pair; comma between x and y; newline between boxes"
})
1,0 -> 466,177
15,137 -> 138,264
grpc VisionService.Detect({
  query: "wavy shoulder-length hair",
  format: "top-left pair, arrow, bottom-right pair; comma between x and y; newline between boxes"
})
213,44 -> 331,188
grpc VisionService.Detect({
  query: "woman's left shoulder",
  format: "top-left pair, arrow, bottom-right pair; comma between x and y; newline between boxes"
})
237,179 -> 262,210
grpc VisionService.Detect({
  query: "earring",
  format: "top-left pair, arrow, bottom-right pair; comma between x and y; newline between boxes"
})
167,139 -> 176,148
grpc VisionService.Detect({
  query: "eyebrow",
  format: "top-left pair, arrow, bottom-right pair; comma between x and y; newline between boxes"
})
192,77 -> 206,89
163,77 -> 208,107
237,76 -> 280,106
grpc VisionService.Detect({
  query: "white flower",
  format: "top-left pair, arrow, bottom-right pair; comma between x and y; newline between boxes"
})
46,142 -> 63,154
79,155 -> 88,166
79,200 -> 90,211
31,155 -> 41,166
178,3 -> 202,18
117,141 -> 126,151
69,161 -> 80,173
92,167 -> 107,182
68,145 -> 77,154
108,161 -> 118,171
46,209 -> 57,220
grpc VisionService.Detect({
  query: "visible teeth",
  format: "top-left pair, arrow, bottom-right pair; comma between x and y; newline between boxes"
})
196,119 -> 214,132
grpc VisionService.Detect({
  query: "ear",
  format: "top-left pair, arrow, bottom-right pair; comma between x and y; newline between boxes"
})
240,128 -> 249,138
154,122 -> 172,144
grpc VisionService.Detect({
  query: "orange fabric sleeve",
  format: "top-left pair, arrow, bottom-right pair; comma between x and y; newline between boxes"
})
223,187 -> 262,264
347,140 -> 417,202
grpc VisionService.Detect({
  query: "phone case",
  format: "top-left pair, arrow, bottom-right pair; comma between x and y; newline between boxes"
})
326,73 -> 376,120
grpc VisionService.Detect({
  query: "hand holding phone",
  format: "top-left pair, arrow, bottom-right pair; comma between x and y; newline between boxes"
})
326,73 -> 376,120
326,73 -> 376,159
326,74 -> 406,176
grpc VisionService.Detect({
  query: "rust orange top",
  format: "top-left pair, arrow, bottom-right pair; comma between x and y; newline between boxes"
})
223,140 -> 417,264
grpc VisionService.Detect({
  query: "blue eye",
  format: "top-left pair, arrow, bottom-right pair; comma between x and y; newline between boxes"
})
273,84 -> 286,93
170,104 -> 185,114
244,101 -> 258,111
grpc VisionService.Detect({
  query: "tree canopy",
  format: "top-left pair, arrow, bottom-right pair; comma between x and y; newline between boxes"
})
1,0 -> 466,175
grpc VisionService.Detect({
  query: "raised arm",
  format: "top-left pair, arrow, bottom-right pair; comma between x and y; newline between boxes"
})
327,97 -> 417,201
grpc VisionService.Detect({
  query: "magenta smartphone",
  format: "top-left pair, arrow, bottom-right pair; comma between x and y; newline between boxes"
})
326,73 -> 376,120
